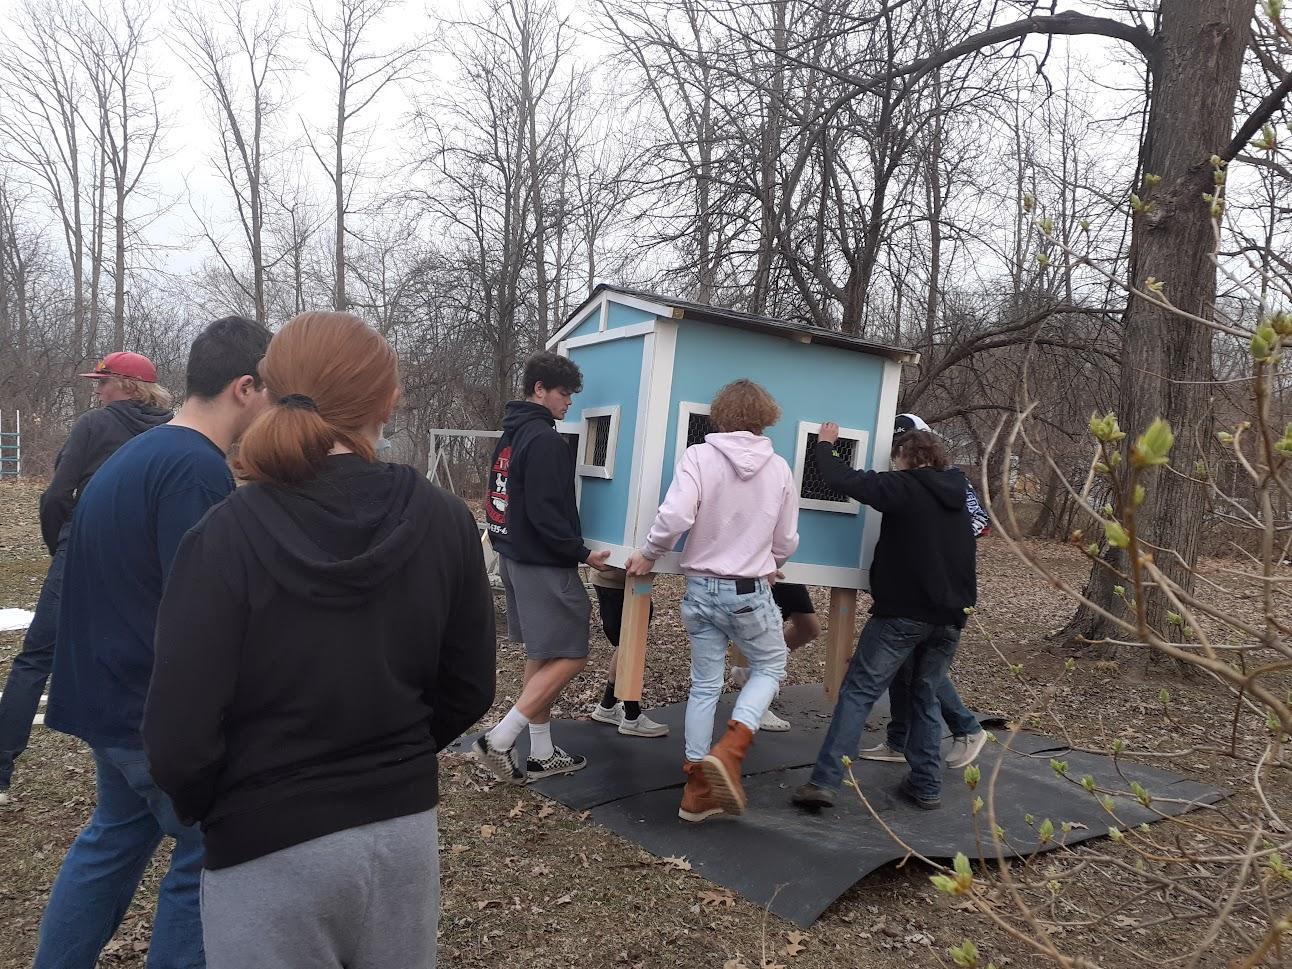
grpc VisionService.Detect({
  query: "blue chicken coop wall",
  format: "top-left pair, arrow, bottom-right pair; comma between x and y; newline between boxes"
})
563,299 -> 657,341
661,321 -> 888,579
566,335 -> 646,547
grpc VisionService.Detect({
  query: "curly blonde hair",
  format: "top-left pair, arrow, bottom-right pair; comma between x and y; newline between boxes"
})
112,377 -> 173,410
709,379 -> 781,434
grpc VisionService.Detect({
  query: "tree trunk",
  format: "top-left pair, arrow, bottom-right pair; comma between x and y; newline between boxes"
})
1060,0 -> 1253,661
334,92 -> 347,312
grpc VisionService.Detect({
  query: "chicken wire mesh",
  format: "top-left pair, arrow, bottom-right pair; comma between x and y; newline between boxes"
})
800,433 -> 856,503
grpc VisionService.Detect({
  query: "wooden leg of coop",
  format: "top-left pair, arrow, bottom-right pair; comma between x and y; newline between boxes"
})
614,575 -> 653,703
727,643 -> 746,669
825,587 -> 857,701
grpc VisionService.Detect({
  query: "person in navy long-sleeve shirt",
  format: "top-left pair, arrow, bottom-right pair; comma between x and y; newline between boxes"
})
33,316 -> 271,969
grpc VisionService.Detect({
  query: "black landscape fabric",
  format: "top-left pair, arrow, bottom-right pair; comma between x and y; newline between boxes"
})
459,683 -> 1221,927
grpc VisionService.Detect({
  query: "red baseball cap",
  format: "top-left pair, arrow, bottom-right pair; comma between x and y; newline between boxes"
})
79,351 -> 158,383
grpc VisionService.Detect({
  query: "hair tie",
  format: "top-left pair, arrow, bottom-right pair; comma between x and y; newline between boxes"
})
279,393 -> 318,412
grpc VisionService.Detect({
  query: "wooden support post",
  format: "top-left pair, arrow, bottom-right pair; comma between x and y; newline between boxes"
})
824,587 -> 857,701
727,643 -> 746,668
614,574 -> 653,702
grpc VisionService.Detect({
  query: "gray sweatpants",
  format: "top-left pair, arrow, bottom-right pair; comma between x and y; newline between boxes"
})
200,808 -> 439,969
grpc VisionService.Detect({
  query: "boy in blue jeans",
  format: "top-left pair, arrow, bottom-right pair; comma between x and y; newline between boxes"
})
793,425 -> 976,812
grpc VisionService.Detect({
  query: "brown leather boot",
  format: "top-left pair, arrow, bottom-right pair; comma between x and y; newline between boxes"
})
678,761 -> 724,822
701,720 -> 754,814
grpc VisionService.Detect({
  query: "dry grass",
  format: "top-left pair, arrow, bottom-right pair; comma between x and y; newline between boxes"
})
0,477 -> 1285,968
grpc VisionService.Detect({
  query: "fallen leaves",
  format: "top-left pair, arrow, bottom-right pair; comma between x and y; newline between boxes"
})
508,799 -> 527,819
479,824 -> 496,840
699,889 -> 736,908
538,804 -> 556,819
780,930 -> 810,958
657,854 -> 693,871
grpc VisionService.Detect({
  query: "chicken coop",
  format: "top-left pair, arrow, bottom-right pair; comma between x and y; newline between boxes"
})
547,285 -> 917,697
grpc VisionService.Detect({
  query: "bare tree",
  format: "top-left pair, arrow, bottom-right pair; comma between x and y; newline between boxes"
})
73,0 -> 164,351
174,0 -> 292,324
304,0 -> 425,312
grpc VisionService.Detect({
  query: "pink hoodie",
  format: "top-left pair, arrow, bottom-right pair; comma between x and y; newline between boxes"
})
643,431 -> 800,578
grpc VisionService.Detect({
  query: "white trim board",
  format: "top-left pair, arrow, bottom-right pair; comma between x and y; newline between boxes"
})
583,540 -> 868,590
547,290 -> 677,349
630,319 -> 679,547
674,401 -> 712,466
862,359 -> 903,571
622,331 -> 657,546
576,406 -> 620,479
556,419 -> 583,505
793,421 -> 869,514
559,320 -> 656,351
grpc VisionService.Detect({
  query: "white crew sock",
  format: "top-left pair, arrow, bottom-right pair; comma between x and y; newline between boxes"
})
487,706 -> 529,751
529,722 -> 554,761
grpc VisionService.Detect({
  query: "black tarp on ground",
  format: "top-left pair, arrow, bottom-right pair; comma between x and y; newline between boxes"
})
459,683 -> 1220,927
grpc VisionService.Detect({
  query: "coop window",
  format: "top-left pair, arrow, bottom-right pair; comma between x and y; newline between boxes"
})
675,401 -> 714,464
576,407 -> 619,479
793,421 -> 869,514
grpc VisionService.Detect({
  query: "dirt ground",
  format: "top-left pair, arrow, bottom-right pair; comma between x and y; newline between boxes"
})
0,477 -> 1287,968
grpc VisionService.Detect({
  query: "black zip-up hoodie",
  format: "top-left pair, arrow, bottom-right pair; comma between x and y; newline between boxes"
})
485,400 -> 590,567
143,454 -> 496,870
814,441 -> 976,627
39,400 -> 172,553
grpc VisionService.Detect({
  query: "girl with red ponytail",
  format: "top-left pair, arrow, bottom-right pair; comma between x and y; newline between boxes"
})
144,311 -> 497,969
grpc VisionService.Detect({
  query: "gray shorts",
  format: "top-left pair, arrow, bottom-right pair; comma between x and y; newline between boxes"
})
499,556 -> 592,660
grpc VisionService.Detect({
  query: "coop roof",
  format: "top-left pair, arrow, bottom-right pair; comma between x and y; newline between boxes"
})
553,284 -> 918,363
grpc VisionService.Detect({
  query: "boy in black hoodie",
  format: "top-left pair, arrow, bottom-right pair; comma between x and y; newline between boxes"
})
793,427 -> 976,812
474,352 -> 611,784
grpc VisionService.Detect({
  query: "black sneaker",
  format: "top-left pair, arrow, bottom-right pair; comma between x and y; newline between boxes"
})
471,734 -> 525,785
897,779 -> 941,811
526,746 -> 587,780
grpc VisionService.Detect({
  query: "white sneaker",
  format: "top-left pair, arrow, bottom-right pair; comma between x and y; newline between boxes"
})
591,702 -> 623,726
759,708 -> 791,732
859,741 -> 906,762
729,666 -> 750,688
619,713 -> 670,738
947,731 -> 988,769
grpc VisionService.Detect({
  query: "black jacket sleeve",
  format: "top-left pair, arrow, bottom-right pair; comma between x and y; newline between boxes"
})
812,440 -> 911,512
38,413 -> 99,554
428,499 -> 497,750
144,521 -> 244,825
525,431 -> 592,564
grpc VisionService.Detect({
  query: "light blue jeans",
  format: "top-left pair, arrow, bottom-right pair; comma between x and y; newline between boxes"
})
681,577 -> 788,762
34,745 -> 205,969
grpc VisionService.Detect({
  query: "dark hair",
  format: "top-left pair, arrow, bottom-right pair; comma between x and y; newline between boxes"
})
237,312 -> 398,486
185,315 -> 272,400
891,430 -> 951,470
522,351 -> 582,396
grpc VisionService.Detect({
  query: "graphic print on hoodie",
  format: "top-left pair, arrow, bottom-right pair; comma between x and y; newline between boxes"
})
486,400 -> 590,567
644,431 -> 800,579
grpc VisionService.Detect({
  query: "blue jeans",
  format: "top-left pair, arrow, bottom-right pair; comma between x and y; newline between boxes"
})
809,616 -> 962,800
0,544 -> 65,790
34,746 -> 205,969
681,577 -> 788,762
886,664 -> 981,750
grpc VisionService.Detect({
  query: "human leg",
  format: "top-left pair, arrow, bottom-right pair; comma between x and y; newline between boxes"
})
681,580 -> 729,763
804,617 -> 932,794
101,748 -> 204,969
0,545 -> 65,792
902,626 -> 963,803
34,748 -> 166,969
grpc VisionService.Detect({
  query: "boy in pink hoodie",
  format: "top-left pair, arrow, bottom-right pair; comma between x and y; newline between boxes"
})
626,380 -> 799,822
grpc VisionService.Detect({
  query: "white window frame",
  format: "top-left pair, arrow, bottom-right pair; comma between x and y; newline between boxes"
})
674,401 -> 712,465
576,406 -> 620,479
794,421 -> 869,514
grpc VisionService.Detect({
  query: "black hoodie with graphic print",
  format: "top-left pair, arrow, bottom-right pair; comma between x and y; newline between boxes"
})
39,400 -> 172,553
485,399 -> 590,567
814,441 -> 977,627
143,454 -> 496,869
